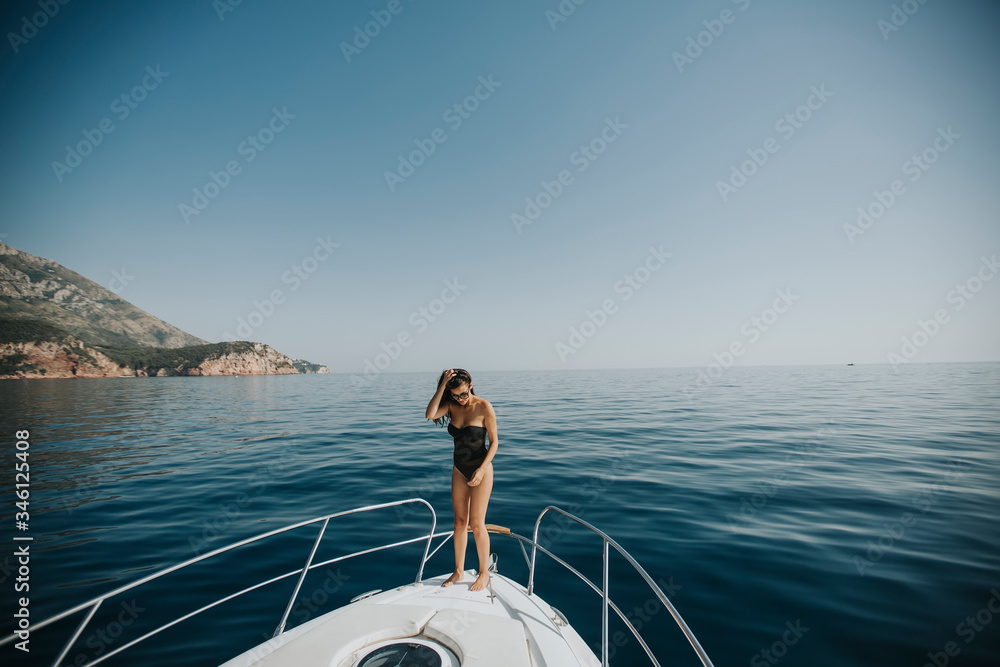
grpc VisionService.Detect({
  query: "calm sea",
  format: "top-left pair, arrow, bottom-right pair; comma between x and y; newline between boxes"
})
1,364 -> 998,666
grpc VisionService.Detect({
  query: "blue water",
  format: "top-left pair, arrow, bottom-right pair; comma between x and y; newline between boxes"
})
1,364 -> 998,666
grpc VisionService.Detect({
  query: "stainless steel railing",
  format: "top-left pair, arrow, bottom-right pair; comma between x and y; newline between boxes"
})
0,498 -> 438,666
0,498 -> 714,667
520,506 -> 715,667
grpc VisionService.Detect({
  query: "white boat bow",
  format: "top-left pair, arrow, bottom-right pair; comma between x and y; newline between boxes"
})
2,498 -> 714,666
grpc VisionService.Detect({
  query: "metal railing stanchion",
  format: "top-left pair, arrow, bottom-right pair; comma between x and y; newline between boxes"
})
274,517 -> 330,637
602,538 -> 609,667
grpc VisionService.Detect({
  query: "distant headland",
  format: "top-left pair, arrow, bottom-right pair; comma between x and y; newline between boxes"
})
0,241 -> 329,379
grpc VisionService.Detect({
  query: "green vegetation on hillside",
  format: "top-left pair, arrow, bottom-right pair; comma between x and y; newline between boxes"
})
92,341 -> 295,371
1,317 -> 320,377
0,352 -> 40,376
291,359 -> 326,373
0,318 -> 72,343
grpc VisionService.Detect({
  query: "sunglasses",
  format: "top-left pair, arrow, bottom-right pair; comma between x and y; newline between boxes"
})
450,390 -> 470,401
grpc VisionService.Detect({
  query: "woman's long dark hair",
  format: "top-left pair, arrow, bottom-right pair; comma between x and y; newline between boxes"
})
432,368 -> 475,426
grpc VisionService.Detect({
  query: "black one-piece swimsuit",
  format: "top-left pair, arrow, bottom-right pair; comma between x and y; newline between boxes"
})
448,423 -> 489,481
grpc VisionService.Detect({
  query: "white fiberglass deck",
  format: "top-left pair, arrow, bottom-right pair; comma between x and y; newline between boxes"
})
222,568 -> 599,667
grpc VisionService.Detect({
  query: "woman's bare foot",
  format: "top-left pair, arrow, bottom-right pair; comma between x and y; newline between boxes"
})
469,571 -> 490,591
441,570 -> 464,587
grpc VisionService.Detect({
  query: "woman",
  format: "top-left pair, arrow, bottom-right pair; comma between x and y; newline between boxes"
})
425,368 -> 498,591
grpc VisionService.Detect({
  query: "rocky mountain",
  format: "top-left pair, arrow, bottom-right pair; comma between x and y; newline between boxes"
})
0,241 -> 206,348
0,242 -> 329,379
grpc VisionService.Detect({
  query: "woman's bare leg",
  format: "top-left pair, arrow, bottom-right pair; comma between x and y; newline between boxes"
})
468,462 -> 493,591
442,465 -> 471,587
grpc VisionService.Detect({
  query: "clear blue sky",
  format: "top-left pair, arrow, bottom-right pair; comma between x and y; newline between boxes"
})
2,0 -> 998,376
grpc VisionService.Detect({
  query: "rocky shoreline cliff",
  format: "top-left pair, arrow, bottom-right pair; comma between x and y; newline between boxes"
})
0,242 -> 329,380
0,336 -> 316,379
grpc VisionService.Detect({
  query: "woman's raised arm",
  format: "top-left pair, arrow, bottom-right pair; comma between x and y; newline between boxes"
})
426,368 -> 455,420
